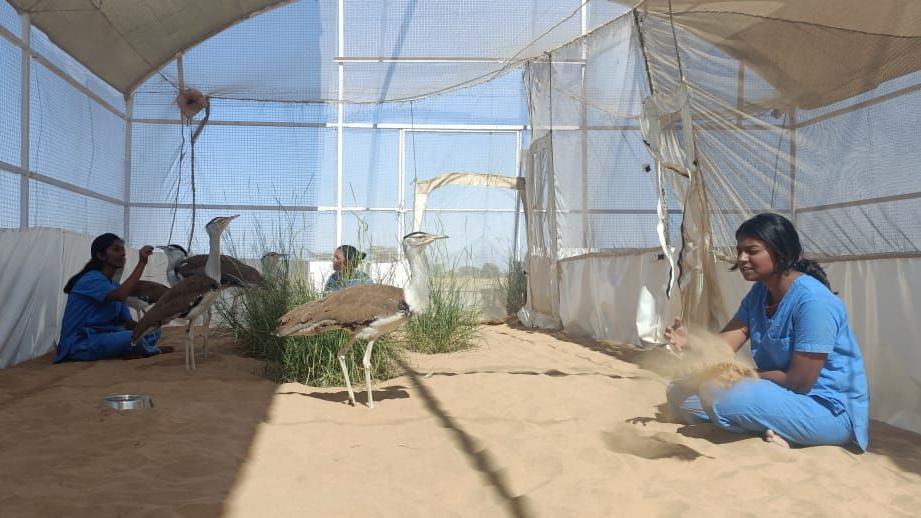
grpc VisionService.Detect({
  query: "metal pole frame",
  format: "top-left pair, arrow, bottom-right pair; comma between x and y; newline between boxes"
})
336,0 -> 345,247
123,94 -> 133,241
19,13 -> 30,230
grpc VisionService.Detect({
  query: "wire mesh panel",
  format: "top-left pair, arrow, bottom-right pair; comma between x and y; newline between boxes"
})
129,207 -> 322,260
29,26 -> 125,113
0,35 -> 20,169
175,0 -> 339,104
30,61 -> 126,200
29,181 -> 122,236
342,210 -> 401,262
342,129 -> 400,208
0,0 -> 19,38
0,170 -> 18,228
344,70 -> 527,126
404,131 -> 518,208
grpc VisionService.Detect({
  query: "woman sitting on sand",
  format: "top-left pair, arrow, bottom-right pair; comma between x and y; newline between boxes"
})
664,213 -> 869,450
324,244 -> 373,293
55,233 -> 169,362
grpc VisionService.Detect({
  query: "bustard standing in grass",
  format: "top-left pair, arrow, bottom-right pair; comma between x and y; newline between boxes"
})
276,231 -> 446,408
156,243 -> 263,356
133,215 -> 238,369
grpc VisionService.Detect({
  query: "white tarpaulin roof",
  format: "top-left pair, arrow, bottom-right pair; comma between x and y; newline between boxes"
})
7,0 -> 288,93
645,0 -> 921,109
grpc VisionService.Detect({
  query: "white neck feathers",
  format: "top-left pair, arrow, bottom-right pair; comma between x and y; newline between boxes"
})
204,231 -> 222,282
403,244 -> 430,313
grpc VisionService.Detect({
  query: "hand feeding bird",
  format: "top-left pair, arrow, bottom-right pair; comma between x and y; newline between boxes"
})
276,231 -> 447,408
132,215 -> 238,369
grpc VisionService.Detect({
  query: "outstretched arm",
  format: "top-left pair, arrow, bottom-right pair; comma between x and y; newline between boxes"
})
664,317 -> 749,353
106,246 -> 154,301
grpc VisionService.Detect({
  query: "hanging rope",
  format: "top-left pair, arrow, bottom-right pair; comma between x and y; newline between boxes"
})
173,88 -> 210,252
167,122 -> 186,247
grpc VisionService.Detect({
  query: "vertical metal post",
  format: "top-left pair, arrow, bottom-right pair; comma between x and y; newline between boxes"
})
789,110 -> 797,223
397,129 -> 406,255
512,130 -> 523,261
123,94 -> 133,241
579,4 -> 589,251
336,0 -> 345,246
176,53 -> 185,90
19,14 -> 30,229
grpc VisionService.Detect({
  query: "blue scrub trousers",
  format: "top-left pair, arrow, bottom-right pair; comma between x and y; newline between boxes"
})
666,378 -> 853,447
66,328 -> 163,361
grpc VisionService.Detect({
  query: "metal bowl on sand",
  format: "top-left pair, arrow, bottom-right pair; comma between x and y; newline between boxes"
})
101,394 -> 154,411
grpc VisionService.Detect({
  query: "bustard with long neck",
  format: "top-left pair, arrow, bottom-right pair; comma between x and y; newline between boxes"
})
113,268 -> 168,319
156,242 -> 263,357
276,231 -> 446,407
133,215 -> 237,369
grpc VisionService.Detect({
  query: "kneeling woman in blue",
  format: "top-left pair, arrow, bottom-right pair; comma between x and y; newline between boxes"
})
665,213 -> 869,450
55,233 -> 168,362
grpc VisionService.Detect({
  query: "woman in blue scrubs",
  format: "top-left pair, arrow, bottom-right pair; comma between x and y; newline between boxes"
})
665,213 -> 870,450
55,233 -> 169,362
324,244 -> 372,293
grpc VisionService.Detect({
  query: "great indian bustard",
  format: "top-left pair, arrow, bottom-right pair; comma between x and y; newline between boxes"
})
156,243 -> 264,356
133,215 -> 238,369
113,268 -> 169,319
276,231 -> 447,408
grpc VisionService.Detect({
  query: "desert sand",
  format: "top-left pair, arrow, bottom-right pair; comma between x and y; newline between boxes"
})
1,325 -> 919,517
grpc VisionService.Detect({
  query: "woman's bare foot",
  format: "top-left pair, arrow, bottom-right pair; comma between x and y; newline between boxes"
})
764,429 -> 790,448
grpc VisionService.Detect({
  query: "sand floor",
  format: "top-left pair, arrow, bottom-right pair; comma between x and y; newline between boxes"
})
1,325 -> 919,517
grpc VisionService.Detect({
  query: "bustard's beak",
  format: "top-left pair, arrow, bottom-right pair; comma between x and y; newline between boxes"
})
431,234 -> 448,242
155,245 -> 167,251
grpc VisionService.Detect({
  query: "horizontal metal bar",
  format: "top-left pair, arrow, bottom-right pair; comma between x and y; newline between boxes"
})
132,118 -> 528,131
336,56 -> 586,64
796,191 -> 921,214
813,251 -> 921,263
29,172 -> 125,205
131,202 -> 319,212
132,118 -> 330,128
558,247 -> 663,263
0,160 -> 25,175
796,82 -> 921,129
0,23 -> 126,119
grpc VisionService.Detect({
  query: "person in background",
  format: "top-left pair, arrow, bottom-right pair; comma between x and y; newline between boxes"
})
324,245 -> 373,293
664,213 -> 869,451
56,233 -> 170,362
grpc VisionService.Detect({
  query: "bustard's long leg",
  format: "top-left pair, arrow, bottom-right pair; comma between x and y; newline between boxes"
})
187,321 -> 197,370
202,309 -> 212,358
337,335 -> 360,406
362,339 -> 377,409
184,321 -> 192,370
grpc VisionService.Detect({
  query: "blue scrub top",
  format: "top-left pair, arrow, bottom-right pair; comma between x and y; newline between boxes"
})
734,274 -> 870,450
324,270 -> 373,293
56,270 -> 131,363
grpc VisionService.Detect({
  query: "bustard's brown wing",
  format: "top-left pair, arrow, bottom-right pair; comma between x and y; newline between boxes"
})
276,284 -> 406,337
176,254 -> 263,287
131,280 -> 169,303
132,275 -> 220,342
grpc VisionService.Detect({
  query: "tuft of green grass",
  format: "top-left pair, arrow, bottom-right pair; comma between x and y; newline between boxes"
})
501,256 -> 527,316
216,270 -> 403,386
401,271 -> 480,354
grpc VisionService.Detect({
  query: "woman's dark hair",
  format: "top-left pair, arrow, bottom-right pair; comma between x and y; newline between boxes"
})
733,213 -> 832,290
63,233 -> 122,294
337,245 -> 366,269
